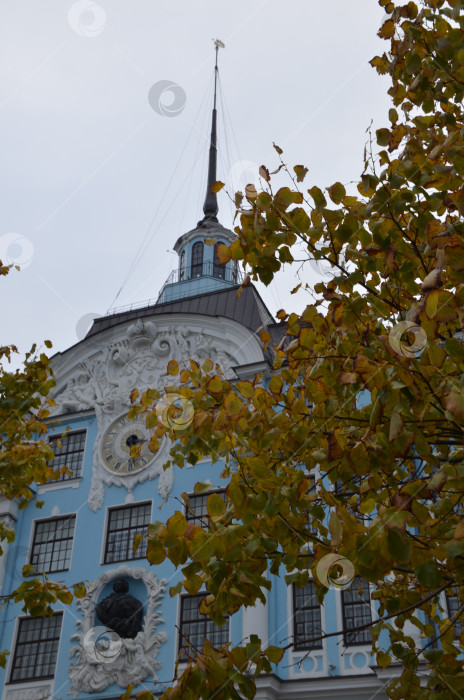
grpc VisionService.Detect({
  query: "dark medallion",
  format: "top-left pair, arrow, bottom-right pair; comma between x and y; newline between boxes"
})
96,578 -> 143,639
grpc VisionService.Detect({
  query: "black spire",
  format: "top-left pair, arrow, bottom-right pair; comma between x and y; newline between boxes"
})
198,40 -> 224,228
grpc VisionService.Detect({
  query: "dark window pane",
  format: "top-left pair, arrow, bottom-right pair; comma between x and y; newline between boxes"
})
10,614 -> 62,682
47,430 -> 86,480
30,516 -> 76,574
447,587 -> 463,636
341,577 -> 372,645
104,503 -> 151,564
293,582 -> 323,650
191,242 -> 204,277
184,491 -> 226,526
178,594 -> 229,661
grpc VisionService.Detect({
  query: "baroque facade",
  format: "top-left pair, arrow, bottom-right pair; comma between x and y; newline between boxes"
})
0,61 -> 398,700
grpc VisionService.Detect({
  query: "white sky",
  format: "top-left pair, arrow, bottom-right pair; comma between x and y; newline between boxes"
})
0,0 -> 392,368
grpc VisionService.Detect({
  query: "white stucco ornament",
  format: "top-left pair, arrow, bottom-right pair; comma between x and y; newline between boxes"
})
49,317 -> 261,509
68,565 -> 168,696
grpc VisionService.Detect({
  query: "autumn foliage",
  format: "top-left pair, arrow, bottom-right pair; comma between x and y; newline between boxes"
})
133,2 -> 464,698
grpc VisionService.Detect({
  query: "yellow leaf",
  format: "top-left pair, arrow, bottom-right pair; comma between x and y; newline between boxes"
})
133,533 -> 143,554
236,381 -> 254,399
167,360 -> 179,376
206,375 -> 223,394
269,374 -> 283,394
216,244 -> 231,265
299,327 -> 314,349
202,358 -> 214,372
211,181 -> 225,193
378,18 -> 395,39
224,392 -> 243,416
329,512 -> 343,546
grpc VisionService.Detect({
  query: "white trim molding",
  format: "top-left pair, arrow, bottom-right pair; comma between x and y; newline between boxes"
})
68,565 -> 167,696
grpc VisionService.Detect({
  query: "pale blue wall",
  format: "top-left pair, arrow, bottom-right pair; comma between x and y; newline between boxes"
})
0,413 -> 239,698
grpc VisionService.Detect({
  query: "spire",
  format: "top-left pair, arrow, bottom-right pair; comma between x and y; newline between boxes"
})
198,39 -> 225,228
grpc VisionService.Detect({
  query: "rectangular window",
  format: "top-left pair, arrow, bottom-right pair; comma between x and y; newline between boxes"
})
293,581 -> 323,650
178,594 -> 229,661
446,587 -> 463,636
30,516 -> 76,574
341,577 -> 372,645
184,491 -> 226,526
9,613 -> 63,683
104,502 -> 151,564
48,430 -> 86,480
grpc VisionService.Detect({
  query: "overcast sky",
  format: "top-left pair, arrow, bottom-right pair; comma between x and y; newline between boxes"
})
0,0 -> 392,368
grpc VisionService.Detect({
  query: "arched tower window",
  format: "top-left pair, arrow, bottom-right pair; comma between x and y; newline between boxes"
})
191,241 -> 204,278
213,242 -> 225,280
179,250 -> 186,281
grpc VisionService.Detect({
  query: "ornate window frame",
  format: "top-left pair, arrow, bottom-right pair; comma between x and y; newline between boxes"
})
68,565 -> 167,696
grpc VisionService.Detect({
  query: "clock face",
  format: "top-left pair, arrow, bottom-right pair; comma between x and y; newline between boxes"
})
101,414 -> 155,475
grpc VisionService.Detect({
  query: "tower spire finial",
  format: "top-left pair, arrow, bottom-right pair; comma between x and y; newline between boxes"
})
198,39 -> 225,228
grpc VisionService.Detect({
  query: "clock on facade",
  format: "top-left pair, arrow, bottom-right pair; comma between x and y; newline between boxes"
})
101,414 -> 157,475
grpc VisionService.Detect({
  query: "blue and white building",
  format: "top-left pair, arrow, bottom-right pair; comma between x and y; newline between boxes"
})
0,58 -> 405,700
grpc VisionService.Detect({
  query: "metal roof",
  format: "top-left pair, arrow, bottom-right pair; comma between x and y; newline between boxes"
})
85,284 -> 278,339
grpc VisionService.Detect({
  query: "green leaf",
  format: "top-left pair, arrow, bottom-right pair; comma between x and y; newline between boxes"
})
327,182 -> 346,204
264,645 -> 285,664
445,338 -> 464,362
308,186 -> 327,209
169,581 -> 183,597
294,165 -> 308,182
73,582 -> 87,599
387,528 -> 411,563
376,128 -> 391,146
207,492 -> 226,518
136,691 -> 154,700
146,538 -> 166,565
415,561 -> 442,589
167,512 -> 188,536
